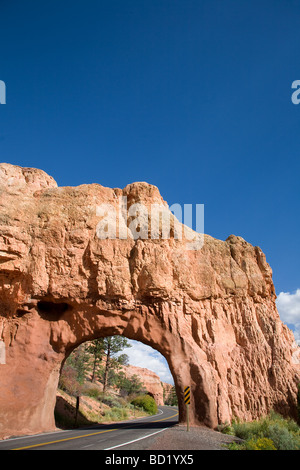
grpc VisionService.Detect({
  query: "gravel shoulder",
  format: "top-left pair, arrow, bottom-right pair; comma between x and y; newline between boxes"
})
119,424 -> 242,451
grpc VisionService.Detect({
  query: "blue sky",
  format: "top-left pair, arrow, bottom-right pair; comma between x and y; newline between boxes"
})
1,1 -> 300,380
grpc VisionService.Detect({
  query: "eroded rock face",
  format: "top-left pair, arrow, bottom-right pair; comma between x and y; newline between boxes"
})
121,364 -> 171,406
0,163 -> 57,194
0,163 -> 299,439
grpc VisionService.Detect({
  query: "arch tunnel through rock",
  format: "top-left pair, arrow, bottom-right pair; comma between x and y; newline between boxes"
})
0,163 -> 299,439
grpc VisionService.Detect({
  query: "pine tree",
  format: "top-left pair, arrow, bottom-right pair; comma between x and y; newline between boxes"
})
86,339 -> 105,383
66,343 -> 90,384
101,336 -> 131,394
115,372 -> 145,397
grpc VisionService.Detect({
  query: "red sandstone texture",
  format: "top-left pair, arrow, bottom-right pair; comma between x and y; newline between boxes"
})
0,163 -> 299,439
120,364 -> 173,406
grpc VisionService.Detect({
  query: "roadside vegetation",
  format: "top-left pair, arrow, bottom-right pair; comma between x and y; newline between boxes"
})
164,385 -> 178,406
55,336 -> 173,429
221,409 -> 300,450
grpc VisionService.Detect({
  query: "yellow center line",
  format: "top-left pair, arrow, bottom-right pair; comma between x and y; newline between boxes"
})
12,410 -> 179,450
152,412 -> 179,422
13,428 -> 117,450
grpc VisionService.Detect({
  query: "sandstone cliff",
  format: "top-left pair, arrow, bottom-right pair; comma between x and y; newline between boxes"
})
120,364 -> 173,406
0,163 -> 299,439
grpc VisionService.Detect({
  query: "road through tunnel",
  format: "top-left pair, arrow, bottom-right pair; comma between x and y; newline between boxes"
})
1,164 -> 299,440
55,335 -> 178,428
0,297 -> 217,439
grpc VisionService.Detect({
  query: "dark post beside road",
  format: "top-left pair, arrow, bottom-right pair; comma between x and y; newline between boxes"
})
184,386 -> 191,432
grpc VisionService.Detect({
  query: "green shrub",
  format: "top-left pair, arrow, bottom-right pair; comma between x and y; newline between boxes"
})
101,394 -> 123,408
84,386 -> 102,399
268,409 -> 299,433
224,411 -> 300,450
103,407 -> 129,421
230,417 -> 269,441
245,438 -> 276,450
131,395 -> 158,415
227,441 -> 247,450
267,423 -> 300,450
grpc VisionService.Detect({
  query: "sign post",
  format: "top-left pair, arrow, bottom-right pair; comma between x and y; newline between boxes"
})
75,396 -> 80,427
184,386 -> 191,432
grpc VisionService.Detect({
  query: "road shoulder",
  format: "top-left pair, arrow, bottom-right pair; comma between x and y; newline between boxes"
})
118,424 -> 242,451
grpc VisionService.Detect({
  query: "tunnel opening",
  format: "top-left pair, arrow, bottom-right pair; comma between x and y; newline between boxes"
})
55,335 -> 178,429
0,294 -> 218,440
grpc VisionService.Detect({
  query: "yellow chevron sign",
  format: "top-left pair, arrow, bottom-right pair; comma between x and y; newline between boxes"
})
184,386 -> 191,404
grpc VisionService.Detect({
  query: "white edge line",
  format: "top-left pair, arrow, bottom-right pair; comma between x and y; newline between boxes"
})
104,427 -> 168,451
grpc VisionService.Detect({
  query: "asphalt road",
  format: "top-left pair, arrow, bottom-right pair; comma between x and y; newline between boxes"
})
0,406 -> 178,451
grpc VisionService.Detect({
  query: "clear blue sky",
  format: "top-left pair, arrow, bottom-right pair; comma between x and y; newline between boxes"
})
1,0 -> 300,298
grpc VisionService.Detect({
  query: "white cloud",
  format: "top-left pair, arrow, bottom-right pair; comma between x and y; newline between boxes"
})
122,340 -> 174,385
276,289 -> 300,344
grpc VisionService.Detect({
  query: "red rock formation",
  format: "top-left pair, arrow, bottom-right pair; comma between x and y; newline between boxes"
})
0,163 -> 299,439
120,364 -> 170,406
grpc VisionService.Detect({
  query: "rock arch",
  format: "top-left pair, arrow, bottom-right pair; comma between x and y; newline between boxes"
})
0,163 -> 299,439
